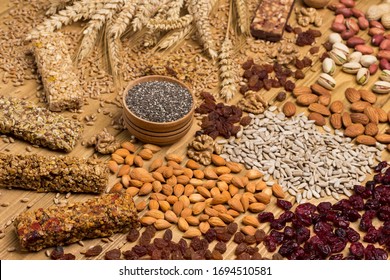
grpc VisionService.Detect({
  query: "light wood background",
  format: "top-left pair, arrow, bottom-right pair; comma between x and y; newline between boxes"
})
0,0 -> 389,260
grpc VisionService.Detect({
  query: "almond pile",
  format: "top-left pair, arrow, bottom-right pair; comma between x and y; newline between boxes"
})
290,84 -> 390,147
107,141 -> 284,239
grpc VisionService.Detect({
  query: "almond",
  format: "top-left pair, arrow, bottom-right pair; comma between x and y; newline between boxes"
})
345,87 -> 361,103
218,174 -> 234,183
240,195 -> 250,211
176,175 -> 190,185
165,153 -> 183,163
150,193 -> 167,201
203,167 -> 219,179
246,169 -> 263,180
164,210 -> 178,224
231,176 -> 245,188
208,216 -> 226,227
139,216 -> 156,226
375,134 -> 390,143
375,107 -> 388,122
125,154 -> 134,166
241,225 -> 256,236
311,83 -> 331,96
215,166 -> 231,175
179,194 -> 190,208
139,182 -> 153,196
342,112 -> 353,127
218,213 -> 235,223
211,154 -> 226,166
197,186 -> 211,198
117,164 -> 130,177
152,181 -> 162,193
107,160 -> 119,173
359,89 -> 377,104
242,215 -> 260,227
308,112 -> 326,126
185,216 -> 200,226
248,202 -> 267,213
226,162 -> 243,173
114,148 -> 130,158
111,153 -> 125,164
282,101 -> 296,117
189,193 -> 206,203
193,169 -> 204,179
131,168 -> 154,182
254,192 -> 271,204
330,113 -> 342,129
182,168 -> 193,178
344,123 -> 365,137
136,200 -> 147,212
272,183 -> 285,198
192,201 -> 206,215
365,123 -> 379,136
296,93 -> 319,106
149,158 -> 163,172
121,174 -> 130,187
143,143 -> 161,153
121,141 -> 137,153
109,182 -> 123,193
138,148 -> 153,160
152,171 -> 165,182
227,209 -> 240,217
256,180 -> 267,191
172,201 -> 184,216
158,200 -> 171,212
318,94 -> 331,106
149,199 -> 159,210
350,113 -> 370,125
146,209 -> 164,219
162,184 -> 173,196
356,135 -> 377,146
364,106 -> 379,124
199,221 -> 210,234
166,195 -> 178,205
181,207 -> 192,218
205,207 -> 219,217
129,179 -> 143,188
229,184 -> 239,197
166,176 -> 177,187
185,159 -> 201,169
351,101 -> 371,112
329,101 -> 344,114
154,219 -> 171,230
228,198 -> 244,212
183,228 -> 201,238
133,155 -> 144,167
126,187 -> 139,196
308,103 -> 331,116
293,86 -> 312,97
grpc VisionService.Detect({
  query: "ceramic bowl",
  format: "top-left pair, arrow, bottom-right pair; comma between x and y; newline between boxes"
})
122,75 -> 195,145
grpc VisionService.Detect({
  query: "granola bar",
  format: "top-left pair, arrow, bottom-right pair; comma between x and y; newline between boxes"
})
250,0 -> 295,42
32,32 -> 84,112
0,153 -> 109,193
0,96 -> 83,152
14,193 -> 139,251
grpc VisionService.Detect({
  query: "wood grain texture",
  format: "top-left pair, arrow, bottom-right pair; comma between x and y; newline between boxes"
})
0,0 -> 389,260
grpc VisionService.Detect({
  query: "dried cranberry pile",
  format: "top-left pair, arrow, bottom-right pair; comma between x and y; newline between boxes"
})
195,92 -> 247,139
258,161 -> 390,260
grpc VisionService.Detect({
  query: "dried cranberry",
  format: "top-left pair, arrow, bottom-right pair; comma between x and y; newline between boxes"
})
317,202 -> 332,214
349,242 -> 365,259
364,245 -> 388,260
343,209 -> 361,222
258,212 -> 274,223
295,203 -> 317,226
346,227 -> 360,242
270,219 -> 286,230
363,227 -> 380,243
270,230 -> 284,245
283,226 -> 296,240
333,217 -> 350,229
279,240 -> 299,259
263,236 -> 277,252
360,210 -> 376,231
332,199 -> 352,211
374,161 -> 388,172
314,221 -> 333,237
364,199 -> 380,210
329,237 -> 347,253
378,205 -> 390,221
296,226 -> 310,244
276,199 -> 292,210
329,254 -> 344,260
335,228 -> 347,239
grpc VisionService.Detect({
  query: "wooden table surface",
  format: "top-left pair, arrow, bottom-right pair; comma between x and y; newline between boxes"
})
0,0 -> 389,260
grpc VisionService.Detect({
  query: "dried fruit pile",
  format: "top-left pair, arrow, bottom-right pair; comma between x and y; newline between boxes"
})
258,161 -> 390,260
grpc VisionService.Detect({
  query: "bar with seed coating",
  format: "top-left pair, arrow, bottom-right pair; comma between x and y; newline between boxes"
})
32,32 -> 84,112
0,153 -> 109,193
0,96 -> 83,152
14,193 -> 139,251
250,0 -> 295,42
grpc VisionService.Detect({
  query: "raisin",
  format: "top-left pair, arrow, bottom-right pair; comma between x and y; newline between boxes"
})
242,59 -> 254,70
284,80 -> 295,92
233,232 -> 245,244
126,228 -> 140,243
105,249 -> 121,260
275,91 -> 287,102
294,70 -> 305,79
85,245 -> 103,257
214,241 -> 227,254
163,229 -> 173,241
59,253 -> 76,260
309,46 -> 320,54
50,246 -> 64,260
240,116 -> 252,126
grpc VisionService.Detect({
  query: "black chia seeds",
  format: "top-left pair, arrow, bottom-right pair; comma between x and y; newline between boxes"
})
125,80 -> 193,123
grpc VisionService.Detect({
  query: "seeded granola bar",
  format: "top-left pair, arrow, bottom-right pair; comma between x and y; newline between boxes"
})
0,96 -> 83,152
32,32 -> 84,112
250,0 -> 295,42
14,193 -> 139,251
0,153 -> 109,193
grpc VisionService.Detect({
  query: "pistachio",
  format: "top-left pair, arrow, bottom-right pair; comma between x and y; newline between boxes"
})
328,49 -> 347,65
379,70 -> 390,82
341,62 -> 362,74
317,73 -> 336,90
328,32 -> 342,44
356,68 -> 370,85
332,42 -> 350,55
348,51 -> 363,63
372,80 -> 390,94
360,55 -> 378,67
322,58 -> 336,75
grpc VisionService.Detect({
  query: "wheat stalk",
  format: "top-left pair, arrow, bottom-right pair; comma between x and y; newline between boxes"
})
187,0 -> 218,59
78,0 -> 126,60
234,0 -> 250,35
147,14 -> 193,31
108,0 -> 139,39
218,0 -> 238,102
46,0 -> 75,15
155,24 -> 193,51
27,0 -> 107,40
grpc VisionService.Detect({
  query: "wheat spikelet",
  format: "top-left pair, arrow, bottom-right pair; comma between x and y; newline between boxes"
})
143,28 -> 161,47
132,0 -> 167,32
27,0 -> 106,40
218,37 -> 237,102
106,29 -> 122,77
46,0 -> 75,15
78,0 -> 126,60
147,14 -> 193,31
108,0 -> 139,39
155,24 -> 193,50
234,0 -> 250,35
187,0 -> 218,59
166,0 -> 184,19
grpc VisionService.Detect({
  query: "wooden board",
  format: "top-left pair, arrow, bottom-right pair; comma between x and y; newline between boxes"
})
0,0 -> 389,260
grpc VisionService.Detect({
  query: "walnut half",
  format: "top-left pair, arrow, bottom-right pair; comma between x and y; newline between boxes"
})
187,135 -> 215,165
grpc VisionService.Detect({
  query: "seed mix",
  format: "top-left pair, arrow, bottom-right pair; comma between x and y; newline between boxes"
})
220,108 -> 383,203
